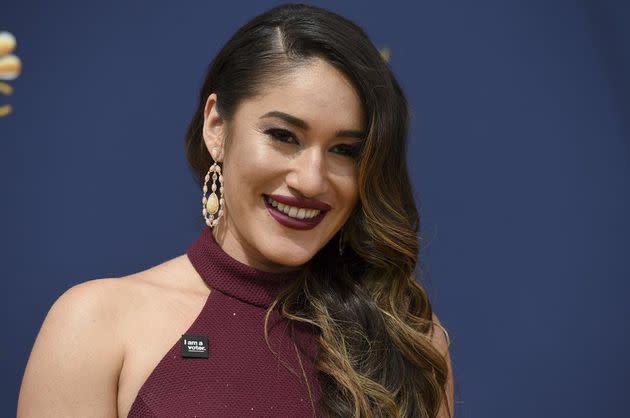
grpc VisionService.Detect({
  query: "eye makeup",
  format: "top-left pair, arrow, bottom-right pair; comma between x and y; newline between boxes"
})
263,126 -> 362,159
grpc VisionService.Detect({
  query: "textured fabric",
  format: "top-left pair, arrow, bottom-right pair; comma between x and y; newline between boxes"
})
127,227 -> 321,417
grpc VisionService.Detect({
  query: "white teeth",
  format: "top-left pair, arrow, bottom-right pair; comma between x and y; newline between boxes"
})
266,196 -> 321,220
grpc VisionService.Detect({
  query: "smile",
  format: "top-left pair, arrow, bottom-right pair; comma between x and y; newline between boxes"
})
266,196 -> 321,219
263,194 -> 329,230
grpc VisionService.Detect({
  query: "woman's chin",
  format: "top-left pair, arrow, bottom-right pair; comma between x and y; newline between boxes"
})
260,245 -> 316,270
268,253 -> 311,269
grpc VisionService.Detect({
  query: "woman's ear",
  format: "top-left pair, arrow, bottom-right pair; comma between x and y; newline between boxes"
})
202,93 -> 226,162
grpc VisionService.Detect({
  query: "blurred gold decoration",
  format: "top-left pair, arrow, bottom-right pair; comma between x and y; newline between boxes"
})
0,82 -> 13,117
0,54 -> 22,80
0,31 -> 19,117
0,31 -> 16,55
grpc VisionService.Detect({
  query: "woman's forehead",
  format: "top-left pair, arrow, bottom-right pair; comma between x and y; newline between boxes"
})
239,59 -> 365,131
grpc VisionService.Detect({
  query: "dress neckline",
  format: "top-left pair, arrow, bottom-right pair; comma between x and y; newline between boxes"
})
186,226 -> 301,308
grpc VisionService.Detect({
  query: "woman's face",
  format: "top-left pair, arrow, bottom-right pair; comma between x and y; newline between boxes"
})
202,58 -> 365,272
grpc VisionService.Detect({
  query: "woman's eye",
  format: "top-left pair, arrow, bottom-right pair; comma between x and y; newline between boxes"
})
331,143 -> 362,159
265,128 -> 298,144
264,128 -> 361,159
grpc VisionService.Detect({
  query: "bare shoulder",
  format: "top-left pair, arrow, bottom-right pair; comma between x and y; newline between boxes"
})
50,276 -> 136,319
431,312 -> 455,418
18,254 -> 203,418
17,277 -> 129,417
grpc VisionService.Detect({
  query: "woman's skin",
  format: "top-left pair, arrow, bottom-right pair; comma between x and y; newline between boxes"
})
17,58 -> 454,418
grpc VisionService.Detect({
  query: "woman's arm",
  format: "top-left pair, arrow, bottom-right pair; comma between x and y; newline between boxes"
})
17,279 -> 125,417
432,313 -> 455,418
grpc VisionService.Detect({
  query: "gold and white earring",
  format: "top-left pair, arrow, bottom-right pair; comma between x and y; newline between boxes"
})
202,148 -> 224,227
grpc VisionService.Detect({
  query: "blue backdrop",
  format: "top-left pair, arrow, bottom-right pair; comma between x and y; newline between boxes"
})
2,1 -> 628,417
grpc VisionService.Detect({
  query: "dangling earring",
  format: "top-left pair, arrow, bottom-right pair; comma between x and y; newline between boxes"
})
202,148 -> 224,227
338,228 -> 345,256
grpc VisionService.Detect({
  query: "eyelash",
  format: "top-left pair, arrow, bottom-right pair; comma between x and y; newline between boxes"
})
264,128 -> 362,159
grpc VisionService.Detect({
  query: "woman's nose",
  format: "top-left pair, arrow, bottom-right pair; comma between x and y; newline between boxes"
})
285,147 -> 329,197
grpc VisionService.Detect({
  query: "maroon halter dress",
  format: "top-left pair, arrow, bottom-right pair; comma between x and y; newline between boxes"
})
127,227 -> 322,417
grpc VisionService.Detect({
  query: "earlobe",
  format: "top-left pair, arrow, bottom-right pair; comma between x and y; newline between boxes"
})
202,93 -> 225,162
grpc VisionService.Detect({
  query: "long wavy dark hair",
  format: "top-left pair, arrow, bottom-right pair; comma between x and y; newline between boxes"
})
184,4 -> 450,417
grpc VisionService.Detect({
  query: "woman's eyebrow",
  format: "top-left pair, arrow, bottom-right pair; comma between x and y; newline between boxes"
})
260,111 -> 365,139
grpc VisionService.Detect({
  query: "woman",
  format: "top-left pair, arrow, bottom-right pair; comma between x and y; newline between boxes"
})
18,3 -> 453,417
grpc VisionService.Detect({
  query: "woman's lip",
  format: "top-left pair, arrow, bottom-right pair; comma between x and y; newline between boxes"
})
263,197 -> 327,230
266,194 -> 332,211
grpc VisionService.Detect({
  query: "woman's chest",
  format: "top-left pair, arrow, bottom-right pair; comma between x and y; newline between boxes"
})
116,289 -> 321,417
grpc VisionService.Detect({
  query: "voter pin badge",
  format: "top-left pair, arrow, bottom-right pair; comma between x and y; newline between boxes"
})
181,334 -> 209,359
